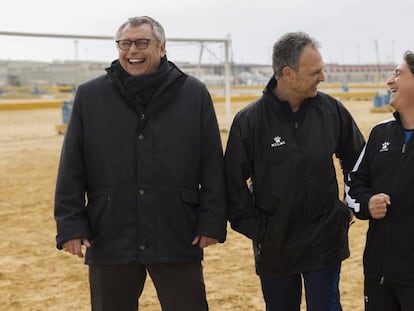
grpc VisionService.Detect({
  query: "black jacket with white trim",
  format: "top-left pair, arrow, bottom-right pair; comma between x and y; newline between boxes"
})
347,111 -> 414,285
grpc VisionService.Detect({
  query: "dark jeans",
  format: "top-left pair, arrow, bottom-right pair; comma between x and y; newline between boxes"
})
260,263 -> 342,311
89,262 -> 208,311
365,277 -> 414,311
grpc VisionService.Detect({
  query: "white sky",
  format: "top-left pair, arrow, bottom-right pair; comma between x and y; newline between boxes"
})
0,0 -> 412,65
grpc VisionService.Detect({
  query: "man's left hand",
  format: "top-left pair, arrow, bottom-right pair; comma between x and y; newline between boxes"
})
192,236 -> 218,249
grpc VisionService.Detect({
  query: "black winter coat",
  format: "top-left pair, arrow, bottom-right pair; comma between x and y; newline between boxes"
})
347,112 -> 414,285
225,77 -> 365,276
54,60 -> 227,264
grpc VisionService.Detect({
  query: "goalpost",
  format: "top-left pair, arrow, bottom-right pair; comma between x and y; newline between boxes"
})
0,31 -> 232,128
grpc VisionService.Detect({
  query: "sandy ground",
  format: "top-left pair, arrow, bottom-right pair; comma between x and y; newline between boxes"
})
0,99 -> 393,310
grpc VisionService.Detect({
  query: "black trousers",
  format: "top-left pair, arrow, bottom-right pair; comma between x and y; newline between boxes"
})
260,263 -> 342,311
365,277 -> 414,311
89,262 -> 208,311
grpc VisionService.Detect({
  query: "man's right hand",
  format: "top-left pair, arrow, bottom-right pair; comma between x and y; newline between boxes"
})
368,193 -> 391,219
62,238 -> 91,258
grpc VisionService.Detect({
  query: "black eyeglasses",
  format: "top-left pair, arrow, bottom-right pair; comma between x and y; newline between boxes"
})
116,39 -> 158,50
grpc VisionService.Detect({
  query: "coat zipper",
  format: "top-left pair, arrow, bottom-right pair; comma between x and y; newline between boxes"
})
380,138 -> 407,285
293,118 -> 306,238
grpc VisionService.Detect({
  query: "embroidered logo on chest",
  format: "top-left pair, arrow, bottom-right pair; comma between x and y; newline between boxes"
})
271,136 -> 286,148
379,141 -> 390,152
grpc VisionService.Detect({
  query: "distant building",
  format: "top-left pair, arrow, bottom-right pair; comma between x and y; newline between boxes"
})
0,60 -> 107,86
0,60 -> 396,87
324,63 -> 396,83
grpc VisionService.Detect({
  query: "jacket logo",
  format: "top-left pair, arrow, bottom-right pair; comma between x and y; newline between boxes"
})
379,141 -> 390,152
271,136 -> 286,147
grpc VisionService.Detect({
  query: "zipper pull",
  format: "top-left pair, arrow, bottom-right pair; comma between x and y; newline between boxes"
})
295,121 -> 299,129
380,276 -> 384,285
402,144 -> 406,154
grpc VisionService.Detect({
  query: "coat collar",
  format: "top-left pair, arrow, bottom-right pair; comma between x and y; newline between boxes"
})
262,76 -> 319,117
105,58 -> 187,113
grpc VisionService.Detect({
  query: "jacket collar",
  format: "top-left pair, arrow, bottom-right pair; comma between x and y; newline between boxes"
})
262,76 -> 317,116
106,58 -> 186,95
105,58 -> 187,114
393,111 -> 402,125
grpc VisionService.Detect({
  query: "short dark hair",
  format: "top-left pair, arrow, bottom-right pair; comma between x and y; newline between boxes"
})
272,32 -> 320,78
403,50 -> 414,76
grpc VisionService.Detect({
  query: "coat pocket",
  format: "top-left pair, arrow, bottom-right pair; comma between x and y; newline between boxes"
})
86,188 -> 114,239
180,187 -> 200,205
179,187 -> 200,228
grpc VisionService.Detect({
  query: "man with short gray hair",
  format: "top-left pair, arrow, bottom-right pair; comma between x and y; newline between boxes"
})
225,32 -> 365,310
54,15 -> 227,311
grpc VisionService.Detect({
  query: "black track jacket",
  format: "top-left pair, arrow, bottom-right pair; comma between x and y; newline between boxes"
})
225,77 -> 365,276
347,112 -> 414,285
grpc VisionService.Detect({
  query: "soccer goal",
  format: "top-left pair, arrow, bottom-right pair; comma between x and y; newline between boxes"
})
0,31 -> 233,128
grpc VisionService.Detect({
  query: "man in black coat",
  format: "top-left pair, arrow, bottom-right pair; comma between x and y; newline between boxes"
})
54,16 -> 227,311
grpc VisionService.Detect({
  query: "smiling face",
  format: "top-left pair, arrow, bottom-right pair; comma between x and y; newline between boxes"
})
386,61 -> 414,112
289,45 -> 325,100
117,23 -> 166,76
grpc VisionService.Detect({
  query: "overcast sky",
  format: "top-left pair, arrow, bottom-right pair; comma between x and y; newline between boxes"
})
0,0 -> 412,66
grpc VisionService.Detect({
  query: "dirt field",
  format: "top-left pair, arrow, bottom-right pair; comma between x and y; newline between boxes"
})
0,100 -> 393,310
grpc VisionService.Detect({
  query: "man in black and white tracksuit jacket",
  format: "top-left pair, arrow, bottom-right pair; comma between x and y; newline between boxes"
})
347,51 -> 414,311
